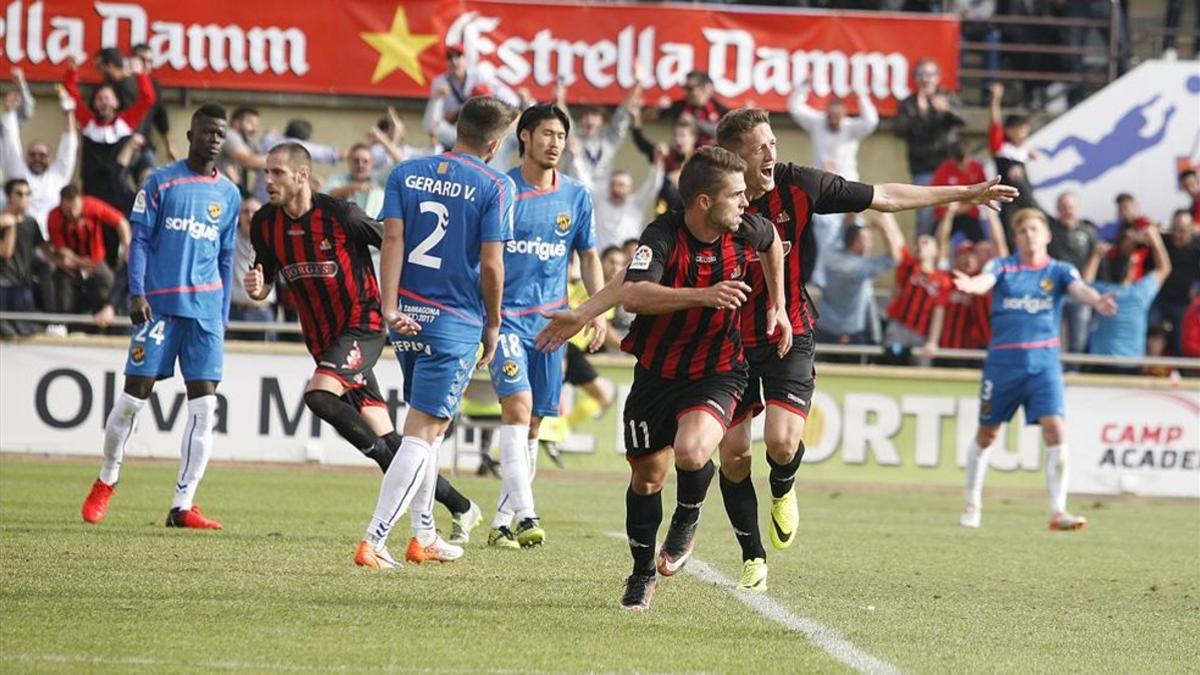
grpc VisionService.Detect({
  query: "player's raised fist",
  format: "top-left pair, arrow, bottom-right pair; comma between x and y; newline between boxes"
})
244,264 -> 265,299
704,280 -> 751,310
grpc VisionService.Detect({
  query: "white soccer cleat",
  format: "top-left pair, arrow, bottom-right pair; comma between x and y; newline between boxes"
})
448,501 -> 482,545
959,502 -> 981,529
1048,511 -> 1087,532
406,535 -> 465,563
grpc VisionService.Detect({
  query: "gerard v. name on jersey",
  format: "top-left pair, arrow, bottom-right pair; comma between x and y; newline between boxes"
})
404,175 -> 479,201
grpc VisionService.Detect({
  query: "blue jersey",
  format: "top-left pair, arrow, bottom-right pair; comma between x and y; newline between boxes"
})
500,169 -> 596,337
128,161 -> 240,321
985,255 -> 1080,367
381,152 -> 514,341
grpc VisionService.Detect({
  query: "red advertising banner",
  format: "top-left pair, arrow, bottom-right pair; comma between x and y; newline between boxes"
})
0,0 -> 959,115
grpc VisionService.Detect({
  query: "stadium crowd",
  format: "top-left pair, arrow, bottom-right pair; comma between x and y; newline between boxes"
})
0,40 -> 1196,375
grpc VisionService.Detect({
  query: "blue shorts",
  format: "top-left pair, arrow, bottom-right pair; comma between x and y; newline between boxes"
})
391,331 -> 479,420
487,332 -> 564,418
125,315 -> 225,382
979,360 -> 1064,426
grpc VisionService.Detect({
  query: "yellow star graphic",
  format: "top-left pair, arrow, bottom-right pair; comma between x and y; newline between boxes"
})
360,7 -> 438,85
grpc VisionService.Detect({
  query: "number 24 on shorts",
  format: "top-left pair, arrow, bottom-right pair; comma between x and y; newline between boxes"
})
134,320 -> 167,346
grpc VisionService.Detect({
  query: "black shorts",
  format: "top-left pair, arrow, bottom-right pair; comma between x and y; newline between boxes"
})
564,343 -> 599,386
314,328 -> 387,408
622,364 -> 747,459
732,332 -> 816,426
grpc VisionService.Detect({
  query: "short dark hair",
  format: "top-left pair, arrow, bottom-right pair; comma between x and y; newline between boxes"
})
4,178 -> 29,198
685,70 -> 712,86
1115,193 -> 1135,205
678,146 -> 747,205
1109,252 -> 1131,282
231,106 -> 259,122
600,245 -> 623,260
1173,208 -> 1192,221
96,47 -> 123,67
516,104 -> 570,156
1180,169 -> 1198,182
284,119 -> 313,141
1003,113 -> 1028,129
842,223 -> 865,249
949,140 -> 967,162
456,96 -> 519,147
269,141 -> 312,168
89,83 -> 118,110
716,107 -> 769,150
192,103 -> 227,124
131,43 -> 151,56
60,183 -> 81,202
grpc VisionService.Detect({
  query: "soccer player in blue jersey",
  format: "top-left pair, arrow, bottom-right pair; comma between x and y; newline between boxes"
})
483,104 -> 604,550
952,209 -> 1116,531
354,96 -> 518,568
81,104 -> 240,529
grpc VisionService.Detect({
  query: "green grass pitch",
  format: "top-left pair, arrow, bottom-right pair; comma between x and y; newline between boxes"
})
1,455 -> 1197,673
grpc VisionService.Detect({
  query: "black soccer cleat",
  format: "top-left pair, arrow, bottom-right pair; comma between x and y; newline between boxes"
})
657,517 -> 699,577
619,572 -> 657,611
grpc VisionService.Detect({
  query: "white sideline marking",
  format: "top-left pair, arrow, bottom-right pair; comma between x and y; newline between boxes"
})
0,653 -> 554,673
607,532 -> 901,675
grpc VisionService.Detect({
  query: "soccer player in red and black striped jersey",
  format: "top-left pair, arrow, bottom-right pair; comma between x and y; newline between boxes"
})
885,235 -> 952,359
711,106 -> 1019,590
616,147 -> 787,610
245,142 -> 399,471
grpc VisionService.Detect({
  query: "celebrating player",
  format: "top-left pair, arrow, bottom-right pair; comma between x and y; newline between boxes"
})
953,208 -> 1116,530
712,107 -> 1019,590
485,104 -> 602,549
81,104 -> 240,529
617,147 -> 788,611
354,96 -> 517,569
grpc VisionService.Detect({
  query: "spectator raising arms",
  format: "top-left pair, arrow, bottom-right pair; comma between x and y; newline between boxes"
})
1083,224 -> 1172,364
936,203 -> 1008,351
885,233 -> 951,363
655,70 -> 728,146
1,72 -> 78,235
593,154 -> 666,252
814,212 -> 904,348
1151,209 -> 1200,355
65,53 -> 156,213
895,59 -> 964,234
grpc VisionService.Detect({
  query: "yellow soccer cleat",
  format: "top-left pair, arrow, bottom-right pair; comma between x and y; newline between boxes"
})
769,488 -> 799,550
737,558 -> 768,592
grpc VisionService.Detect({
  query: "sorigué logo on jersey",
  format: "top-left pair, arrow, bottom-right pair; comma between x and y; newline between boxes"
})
506,237 -> 567,261
163,216 -> 220,242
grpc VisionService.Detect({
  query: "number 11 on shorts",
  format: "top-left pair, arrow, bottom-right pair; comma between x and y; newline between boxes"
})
627,420 -> 649,449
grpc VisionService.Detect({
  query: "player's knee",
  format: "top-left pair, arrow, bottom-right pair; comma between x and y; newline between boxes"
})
720,454 -> 751,482
123,377 -> 154,399
303,389 -> 338,417
673,444 -> 712,471
1041,419 -> 1065,446
500,394 -> 533,425
976,426 -> 1000,447
630,462 -> 667,494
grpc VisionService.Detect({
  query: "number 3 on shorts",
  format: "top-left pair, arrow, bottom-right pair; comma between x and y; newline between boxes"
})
981,379 -> 993,401
626,420 -> 650,449
134,319 -> 166,346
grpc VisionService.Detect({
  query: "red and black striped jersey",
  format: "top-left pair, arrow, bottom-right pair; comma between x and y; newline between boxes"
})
940,289 -> 991,349
886,247 -> 951,336
250,194 -> 384,357
621,210 -> 775,380
741,163 -> 874,346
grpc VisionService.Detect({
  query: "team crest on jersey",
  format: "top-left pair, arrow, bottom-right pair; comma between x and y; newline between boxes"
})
320,239 -> 332,251
1040,278 -> 1054,293
130,345 -> 145,364
502,360 -> 520,378
132,190 -> 147,214
775,211 -> 791,225
555,213 -> 572,234
731,264 -> 743,279
629,245 -> 653,271
207,201 -> 222,221
437,161 -> 450,175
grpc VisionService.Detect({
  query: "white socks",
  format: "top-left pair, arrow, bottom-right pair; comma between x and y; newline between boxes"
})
409,436 -> 443,545
171,395 -> 217,511
1046,444 -> 1069,514
100,392 -> 146,485
526,437 -> 538,483
492,424 -> 535,528
964,438 -> 993,507
365,436 -> 430,549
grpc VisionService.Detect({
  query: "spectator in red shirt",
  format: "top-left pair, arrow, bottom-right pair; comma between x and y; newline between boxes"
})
46,184 -> 130,315
885,234 -> 951,365
931,141 -> 988,241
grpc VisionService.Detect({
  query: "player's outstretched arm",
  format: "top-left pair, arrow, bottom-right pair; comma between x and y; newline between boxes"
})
623,278 -> 749,316
871,176 -> 1018,214
952,270 -> 997,296
577,248 -> 609,352
1068,280 -> 1117,317
535,267 -> 626,353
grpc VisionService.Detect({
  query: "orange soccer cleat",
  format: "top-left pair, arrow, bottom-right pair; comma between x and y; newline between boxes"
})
81,479 -> 115,524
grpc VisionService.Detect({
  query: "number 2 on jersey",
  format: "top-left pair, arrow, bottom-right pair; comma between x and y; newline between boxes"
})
409,201 -> 449,269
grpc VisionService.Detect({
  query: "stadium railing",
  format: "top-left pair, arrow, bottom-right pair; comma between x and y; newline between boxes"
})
2,311 -> 1197,372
